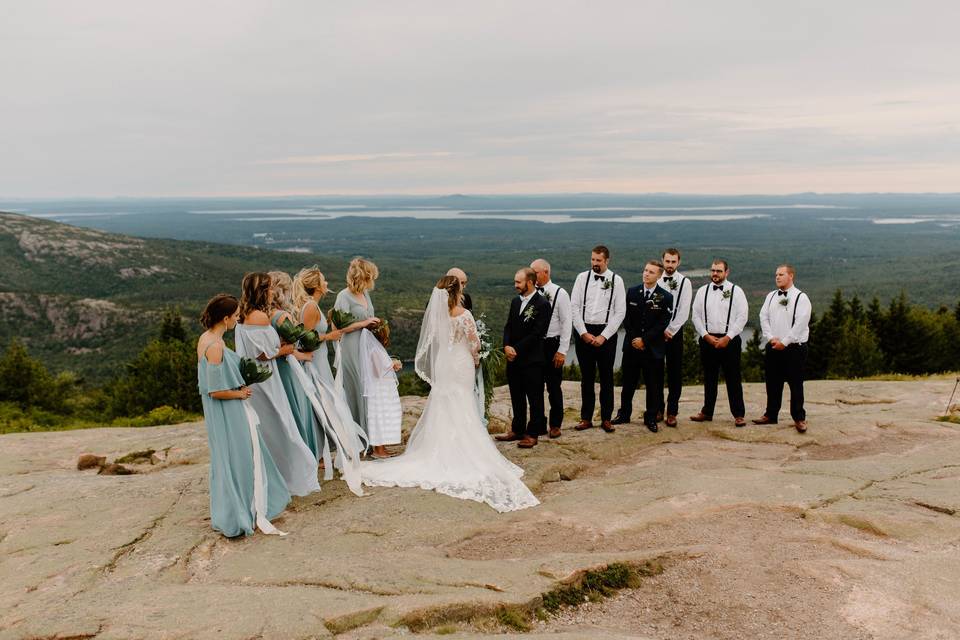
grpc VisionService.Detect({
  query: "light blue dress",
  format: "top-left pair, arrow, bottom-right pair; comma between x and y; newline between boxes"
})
234,322 -> 321,496
333,289 -> 374,436
300,300 -> 336,387
271,311 -> 324,461
198,343 -> 291,537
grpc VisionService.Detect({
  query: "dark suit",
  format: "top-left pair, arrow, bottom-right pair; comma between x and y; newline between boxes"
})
503,292 -> 551,437
616,285 -> 673,425
462,292 -> 473,312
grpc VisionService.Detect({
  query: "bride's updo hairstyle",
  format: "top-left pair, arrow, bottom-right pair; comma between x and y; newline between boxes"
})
239,272 -> 271,322
435,275 -> 462,311
346,258 -> 379,294
200,294 -> 239,329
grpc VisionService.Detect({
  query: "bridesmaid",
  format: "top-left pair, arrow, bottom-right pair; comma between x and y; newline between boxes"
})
196,294 -> 290,537
267,271 -> 324,461
234,272 -> 321,496
333,258 -> 382,450
293,266 -> 368,493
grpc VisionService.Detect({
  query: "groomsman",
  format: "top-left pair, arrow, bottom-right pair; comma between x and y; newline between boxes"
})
613,261 -> 674,432
498,268 -> 552,448
657,248 -> 693,427
690,260 -> 749,427
570,245 -> 626,433
531,258 -> 572,438
447,267 -> 473,311
753,264 -> 812,433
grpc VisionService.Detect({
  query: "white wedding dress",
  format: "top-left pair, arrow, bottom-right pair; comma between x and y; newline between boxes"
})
360,288 -> 540,513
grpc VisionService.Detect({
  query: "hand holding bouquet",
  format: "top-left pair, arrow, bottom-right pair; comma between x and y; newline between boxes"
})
239,357 -> 272,385
275,317 -> 306,344
297,329 -> 323,353
328,308 -> 358,331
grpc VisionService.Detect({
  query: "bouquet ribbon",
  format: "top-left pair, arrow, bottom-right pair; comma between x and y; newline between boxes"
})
241,400 -> 287,536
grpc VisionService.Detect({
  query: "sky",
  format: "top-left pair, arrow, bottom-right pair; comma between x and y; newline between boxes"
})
3,1 -> 959,197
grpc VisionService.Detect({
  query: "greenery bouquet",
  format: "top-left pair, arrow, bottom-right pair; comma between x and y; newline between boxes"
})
275,317 -> 305,344
297,329 -> 323,353
328,308 -> 358,331
239,357 -> 272,385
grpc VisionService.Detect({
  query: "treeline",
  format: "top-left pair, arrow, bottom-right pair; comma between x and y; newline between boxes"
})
3,292 -> 959,433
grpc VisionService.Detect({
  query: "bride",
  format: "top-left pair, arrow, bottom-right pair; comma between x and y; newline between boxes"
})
360,275 -> 540,513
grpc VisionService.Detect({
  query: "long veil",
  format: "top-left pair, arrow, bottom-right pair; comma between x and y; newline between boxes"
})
414,287 -> 450,386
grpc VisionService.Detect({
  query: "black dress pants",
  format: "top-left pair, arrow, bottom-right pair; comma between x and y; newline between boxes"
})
618,347 -> 664,424
763,343 -> 807,422
699,334 -> 745,418
507,361 -> 546,437
659,330 -> 684,416
542,336 -> 564,428
575,323 -> 618,422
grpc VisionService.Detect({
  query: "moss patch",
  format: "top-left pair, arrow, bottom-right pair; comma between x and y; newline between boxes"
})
541,561 -> 658,613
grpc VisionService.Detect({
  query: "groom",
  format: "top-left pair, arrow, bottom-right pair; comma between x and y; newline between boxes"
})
497,267 -> 551,448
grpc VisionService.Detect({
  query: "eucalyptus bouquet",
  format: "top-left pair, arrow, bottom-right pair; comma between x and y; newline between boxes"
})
239,357 -> 272,385
297,329 -> 323,353
275,317 -> 306,344
328,308 -> 358,331
475,313 -> 504,367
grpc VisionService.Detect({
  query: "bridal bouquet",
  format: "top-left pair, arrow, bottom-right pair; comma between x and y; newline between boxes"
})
475,313 -> 503,366
297,329 -> 323,353
275,317 -> 306,344
328,308 -> 358,331
239,357 -> 272,385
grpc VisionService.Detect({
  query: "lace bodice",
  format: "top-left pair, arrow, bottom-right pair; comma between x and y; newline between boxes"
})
450,311 -> 481,366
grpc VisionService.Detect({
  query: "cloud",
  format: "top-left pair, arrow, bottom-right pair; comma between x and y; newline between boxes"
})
256,151 -> 458,165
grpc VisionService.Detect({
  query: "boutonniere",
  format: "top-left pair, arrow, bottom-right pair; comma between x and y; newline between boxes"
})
778,297 -> 790,307
601,279 -> 612,290
667,279 -> 678,291
542,290 -> 553,303
721,289 -> 732,300
522,305 -> 537,323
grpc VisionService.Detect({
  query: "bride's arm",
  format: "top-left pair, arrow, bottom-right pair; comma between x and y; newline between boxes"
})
463,313 -> 481,367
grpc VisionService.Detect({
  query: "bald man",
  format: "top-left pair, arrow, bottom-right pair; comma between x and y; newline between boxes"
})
446,267 -> 473,311
531,258 -> 572,438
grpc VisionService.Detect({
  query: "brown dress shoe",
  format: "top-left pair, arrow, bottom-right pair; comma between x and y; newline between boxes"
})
752,415 -> 776,425
665,414 -> 678,428
600,420 -> 616,433
548,427 -> 562,439
689,412 -> 712,422
655,411 -> 664,423
734,417 -> 747,427
495,431 -> 521,442
517,436 -> 538,448
794,420 -> 807,433
574,420 -> 594,431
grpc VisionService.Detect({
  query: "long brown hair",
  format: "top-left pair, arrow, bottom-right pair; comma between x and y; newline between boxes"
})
239,272 -> 271,322
435,275 -> 462,311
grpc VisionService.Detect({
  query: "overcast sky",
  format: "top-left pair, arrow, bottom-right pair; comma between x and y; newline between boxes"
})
3,1 -> 959,197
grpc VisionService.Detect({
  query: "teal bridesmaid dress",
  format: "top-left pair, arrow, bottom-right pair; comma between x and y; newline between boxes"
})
198,343 -> 290,537
333,289 -> 375,436
271,312 -> 324,460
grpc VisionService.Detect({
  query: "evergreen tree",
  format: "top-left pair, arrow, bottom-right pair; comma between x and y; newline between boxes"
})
0,340 -> 75,412
741,330 -> 765,383
828,318 -> 883,378
159,308 -> 189,343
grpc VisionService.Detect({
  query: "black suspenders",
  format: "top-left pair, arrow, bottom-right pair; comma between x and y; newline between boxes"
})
791,292 -> 806,327
704,284 -> 737,334
582,272 -> 616,325
670,277 -> 686,321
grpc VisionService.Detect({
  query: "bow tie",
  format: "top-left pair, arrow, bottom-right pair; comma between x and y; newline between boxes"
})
713,285 -> 724,291
536,286 -> 545,294
593,274 -> 604,282
663,276 -> 674,282
777,290 -> 788,297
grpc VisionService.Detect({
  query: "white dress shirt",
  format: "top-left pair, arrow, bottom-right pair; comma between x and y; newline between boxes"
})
570,269 -> 626,340
692,280 -> 748,339
517,290 -> 535,315
659,270 -> 692,337
759,286 -> 811,346
537,280 -> 573,355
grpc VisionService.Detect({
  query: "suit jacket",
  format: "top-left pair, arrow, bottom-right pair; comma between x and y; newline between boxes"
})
623,285 -> 674,359
503,292 -> 551,367
462,292 -> 473,312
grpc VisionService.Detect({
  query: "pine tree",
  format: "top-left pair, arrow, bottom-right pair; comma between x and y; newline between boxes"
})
159,308 -> 189,343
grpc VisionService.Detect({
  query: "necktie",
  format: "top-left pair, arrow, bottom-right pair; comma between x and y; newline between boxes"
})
713,285 -> 723,291
594,274 -> 604,282
777,290 -> 788,297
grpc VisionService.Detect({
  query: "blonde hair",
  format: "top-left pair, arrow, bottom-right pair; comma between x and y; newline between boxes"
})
267,271 -> 297,317
346,258 -> 378,294
293,266 -> 327,313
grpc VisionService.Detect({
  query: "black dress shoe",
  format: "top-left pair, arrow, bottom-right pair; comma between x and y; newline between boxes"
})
645,421 -> 659,433
610,414 -> 631,425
